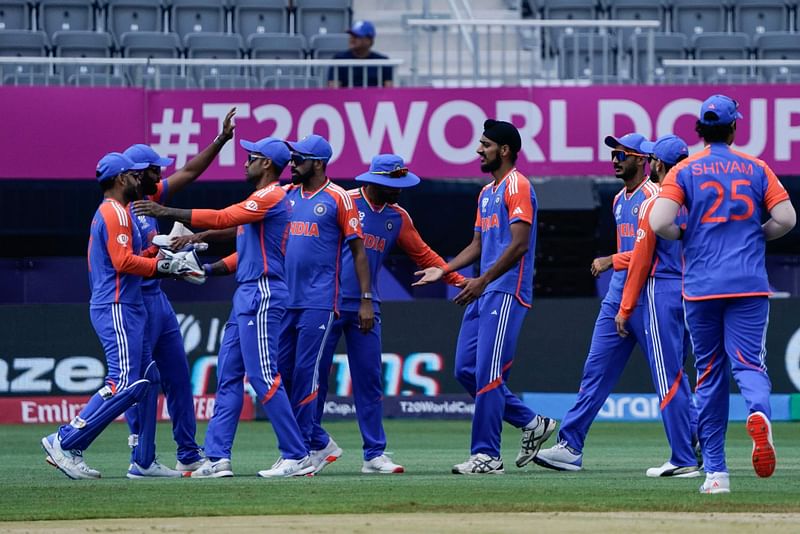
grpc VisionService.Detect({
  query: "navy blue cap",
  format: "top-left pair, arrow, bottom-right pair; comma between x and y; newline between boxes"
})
640,134 -> 689,166
699,94 -> 743,126
240,137 -> 291,168
348,20 -> 376,38
285,134 -> 333,162
123,144 -> 174,167
604,133 -> 649,154
355,154 -> 420,188
96,152 -> 148,182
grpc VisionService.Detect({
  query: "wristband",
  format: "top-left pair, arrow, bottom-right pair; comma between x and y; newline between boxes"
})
203,263 -> 212,276
214,134 -> 229,146
361,292 -> 373,300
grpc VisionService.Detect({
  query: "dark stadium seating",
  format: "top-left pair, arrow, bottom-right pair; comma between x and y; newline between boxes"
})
558,33 -> 616,81
248,32 -> 307,83
170,0 -> 225,40
691,32 -> 751,83
231,0 -> 289,40
105,0 -> 163,46
0,0 -> 30,30
628,31 -> 689,84
294,0 -> 352,40
755,31 -> 800,82
39,0 -> 95,38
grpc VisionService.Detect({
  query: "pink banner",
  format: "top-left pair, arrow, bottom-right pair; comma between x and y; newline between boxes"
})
2,85 -> 799,179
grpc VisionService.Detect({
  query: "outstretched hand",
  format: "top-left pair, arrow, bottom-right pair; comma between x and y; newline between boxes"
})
412,266 -> 444,287
132,200 -> 167,218
220,107 -> 236,140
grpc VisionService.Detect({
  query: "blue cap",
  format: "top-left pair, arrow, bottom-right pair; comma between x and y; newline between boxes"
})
285,134 -> 333,162
348,20 -> 376,38
123,144 -> 174,167
96,152 -> 148,182
355,154 -> 420,188
640,134 -> 689,166
240,137 -> 291,168
604,133 -> 648,154
699,94 -> 743,126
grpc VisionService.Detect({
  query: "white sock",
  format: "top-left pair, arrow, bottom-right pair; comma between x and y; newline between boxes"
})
523,415 -> 540,430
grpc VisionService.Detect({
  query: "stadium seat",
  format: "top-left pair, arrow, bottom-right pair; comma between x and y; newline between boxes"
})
39,0 -> 95,38
248,33 -> 307,83
733,0 -> 790,35
629,31 -> 688,84
185,32 -> 251,88
0,29 -> 50,83
0,0 -> 31,30
540,0 -> 598,55
692,32 -> 751,83
170,0 -> 226,40
309,32 -> 348,59
294,0 -> 351,40
232,0 -> 289,40
105,0 -> 162,45
755,31 -> 800,82
262,74 -> 322,88
605,0 -> 665,45
120,31 -> 184,87
669,0 -> 727,35
52,30 -> 120,86
558,33 -> 615,81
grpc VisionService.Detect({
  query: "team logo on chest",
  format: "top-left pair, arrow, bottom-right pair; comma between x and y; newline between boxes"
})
632,205 -> 639,216
495,195 -> 501,204
385,220 -> 393,232
314,203 -> 327,216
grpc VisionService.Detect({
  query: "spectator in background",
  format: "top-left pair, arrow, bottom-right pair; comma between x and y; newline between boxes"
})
328,20 -> 394,88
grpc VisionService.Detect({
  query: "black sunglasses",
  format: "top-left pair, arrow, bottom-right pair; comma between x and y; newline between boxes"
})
247,153 -> 267,164
291,153 -> 326,165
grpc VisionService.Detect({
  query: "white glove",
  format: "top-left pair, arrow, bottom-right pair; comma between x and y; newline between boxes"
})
151,221 -> 208,252
157,248 -> 206,284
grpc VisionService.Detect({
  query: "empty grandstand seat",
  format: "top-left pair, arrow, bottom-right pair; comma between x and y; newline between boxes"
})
248,33 -> 306,82
294,0 -> 351,40
540,0 -> 598,54
733,0 -> 789,35
185,32 -> 250,87
309,32 -> 348,58
232,0 -> 289,40
106,0 -> 162,44
0,29 -> 49,82
558,33 -> 615,81
39,0 -> 94,38
755,31 -> 800,82
52,30 -> 121,85
692,32 -> 751,83
262,74 -> 322,88
605,0 -> 665,45
629,31 -> 688,84
669,0 -> 727,35
121,30 -> 183,87
171,0 -> 226,40
0,0 -> 30,30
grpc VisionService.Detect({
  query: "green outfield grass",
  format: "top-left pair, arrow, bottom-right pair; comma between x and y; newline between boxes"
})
1,420 -> 798,521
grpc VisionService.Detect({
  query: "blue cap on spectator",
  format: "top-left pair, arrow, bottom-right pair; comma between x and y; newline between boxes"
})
640,134 -> 690,166
699,94 -> 743,126
96,152 -> 148,182
355,154 -> 420,188
240,137 -> 291,168
348,20 -> 376,38
604,133 -> 649,154
123,144 -> 174,167
285,134 -> 333,162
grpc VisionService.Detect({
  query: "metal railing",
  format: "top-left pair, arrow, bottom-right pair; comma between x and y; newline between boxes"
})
406,18 -> 661,87
662,58 -> 800,84
0,57 -> 404,89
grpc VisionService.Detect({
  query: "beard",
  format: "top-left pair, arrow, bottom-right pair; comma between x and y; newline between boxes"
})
648,165 -> 660,183
480,155 -> 502,174
291,166 -> 314,185
123,182 -> 140,204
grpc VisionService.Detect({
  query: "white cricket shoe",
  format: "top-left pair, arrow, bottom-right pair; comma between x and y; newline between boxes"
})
746,411 -> 776,478
699,471 -> 730,494
309,438 -> 343,474
127,459 -> 182,479
533,441 -> 583,471
41,433 -> 101,480
452,453 -> 504,475
646,461 -> 701,478
190,458 -> 234,478
258,456 -> 315,478
176,458 -> 206,473
362,454 -> 405,474
515,415 -> 557,467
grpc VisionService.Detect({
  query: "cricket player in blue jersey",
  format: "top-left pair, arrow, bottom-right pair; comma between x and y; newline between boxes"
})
651,94 -> 796,493
415,120 -> 555,475
534,133 -> 660,472
42,153 -> 199,479
312,154 -> 465,474
122,107 -> 236,477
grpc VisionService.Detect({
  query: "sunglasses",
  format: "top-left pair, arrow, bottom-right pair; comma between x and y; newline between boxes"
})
611,149 -> 646,162
290,153 -> 327,165
247,153 -> 267,164
372,167 -> 410,178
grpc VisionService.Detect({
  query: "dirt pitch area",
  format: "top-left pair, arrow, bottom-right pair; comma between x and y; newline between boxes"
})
2,512 -> 799,533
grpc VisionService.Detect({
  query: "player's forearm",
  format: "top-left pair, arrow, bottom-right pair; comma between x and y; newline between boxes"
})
166,135 -> 232,198
198,228 -> 237,242
153,206 -> 193,226
443,234 -> 481,274
763,200 -> 797,241
650,198 -> 681,240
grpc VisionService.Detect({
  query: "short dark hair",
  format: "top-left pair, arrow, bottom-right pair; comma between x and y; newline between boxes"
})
661,153 -> 688,174
695,120 -> 733,144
